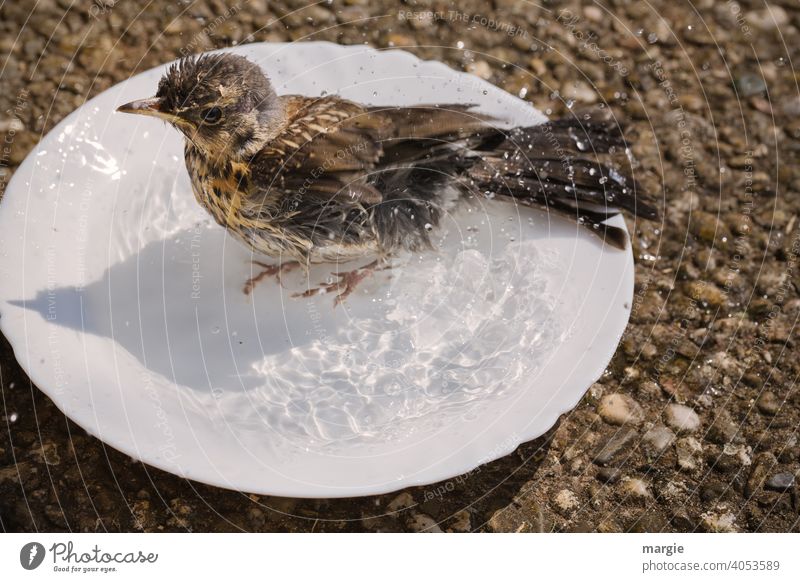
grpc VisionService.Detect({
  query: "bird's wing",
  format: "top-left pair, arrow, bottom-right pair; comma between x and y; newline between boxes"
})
248,97 -> 496,205
369,103 -> 497,165
248,96 -> 391,205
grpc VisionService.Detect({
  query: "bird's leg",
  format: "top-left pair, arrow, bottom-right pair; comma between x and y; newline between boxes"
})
243,260 -> 301,295
295,259 -> 388,306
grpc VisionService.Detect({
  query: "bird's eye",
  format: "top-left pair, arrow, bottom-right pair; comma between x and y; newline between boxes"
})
201,107 -> 222,124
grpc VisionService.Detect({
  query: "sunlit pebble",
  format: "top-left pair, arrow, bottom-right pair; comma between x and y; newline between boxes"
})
456,41 -> 465,49
8,382 -> 15,389
647,32 -> 658,44
518,87 -> 528,99
9,413 -> 18,423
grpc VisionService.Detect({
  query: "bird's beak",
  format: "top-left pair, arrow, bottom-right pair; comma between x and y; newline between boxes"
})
116,97 -> 178,122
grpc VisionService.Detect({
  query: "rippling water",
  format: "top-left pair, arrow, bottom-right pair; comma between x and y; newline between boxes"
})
205,228 -> 564,452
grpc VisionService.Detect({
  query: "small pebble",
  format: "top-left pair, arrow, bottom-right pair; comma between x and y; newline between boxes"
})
642,425 -> 676,454
583,5 -> 603,22
700,482 -> 727,502
746,7 -> 789,31
592,427 -> 638,465
706,412 -> 739,444
446,510 -> 471,532
756,391 -> 781,416
387,492 -> 415,512
701,511 -> 737,532
735,73 -> 767,97
597,393 -> 644,426
765,473 -> 795,492
676,437 -> 703,471
466,60 -> 492,80
665,404 -> 701,433
746,453 -> 776,497
554,489 -> 579,513
596,466 -> 622,484
671,507 -> 695,530
621,478 -> 651,498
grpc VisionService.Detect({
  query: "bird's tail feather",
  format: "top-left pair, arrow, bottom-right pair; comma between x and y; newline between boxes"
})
466,118 -> 658,249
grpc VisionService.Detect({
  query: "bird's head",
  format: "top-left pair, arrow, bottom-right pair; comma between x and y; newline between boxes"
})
117,53 -> 284,160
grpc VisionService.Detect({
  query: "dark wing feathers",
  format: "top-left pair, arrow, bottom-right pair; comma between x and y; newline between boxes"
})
248,96 -> 657,248
249,96 -> 389,203
373,103 -> 495,140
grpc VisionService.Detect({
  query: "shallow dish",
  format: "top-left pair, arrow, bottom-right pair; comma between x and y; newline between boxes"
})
0,42 -> 633,497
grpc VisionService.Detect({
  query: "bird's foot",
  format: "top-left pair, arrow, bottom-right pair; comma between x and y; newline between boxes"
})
294,260 -> 383,306
243,260 -> 301,295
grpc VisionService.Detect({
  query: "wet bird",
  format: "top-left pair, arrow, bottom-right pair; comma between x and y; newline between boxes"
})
118,53 -> 658,303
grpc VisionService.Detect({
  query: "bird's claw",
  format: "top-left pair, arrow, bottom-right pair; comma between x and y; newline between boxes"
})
243,260 -> 300,295
294,264 -> 376,307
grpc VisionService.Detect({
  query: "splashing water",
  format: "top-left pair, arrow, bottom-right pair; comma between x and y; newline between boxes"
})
204,235 -> 564,452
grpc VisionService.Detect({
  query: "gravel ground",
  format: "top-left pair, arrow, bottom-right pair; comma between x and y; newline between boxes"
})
1,0 -> 799,532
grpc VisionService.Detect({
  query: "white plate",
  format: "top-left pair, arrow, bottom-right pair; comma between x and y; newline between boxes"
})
0,42 -> 632,497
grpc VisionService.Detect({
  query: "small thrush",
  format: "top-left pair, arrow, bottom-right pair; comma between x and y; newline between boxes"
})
118,53 -> 658,303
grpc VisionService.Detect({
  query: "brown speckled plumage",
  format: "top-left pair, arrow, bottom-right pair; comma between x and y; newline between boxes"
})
119,53 -> 658,279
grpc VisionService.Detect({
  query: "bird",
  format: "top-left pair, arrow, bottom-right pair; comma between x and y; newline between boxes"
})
117,52 -> 658,304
